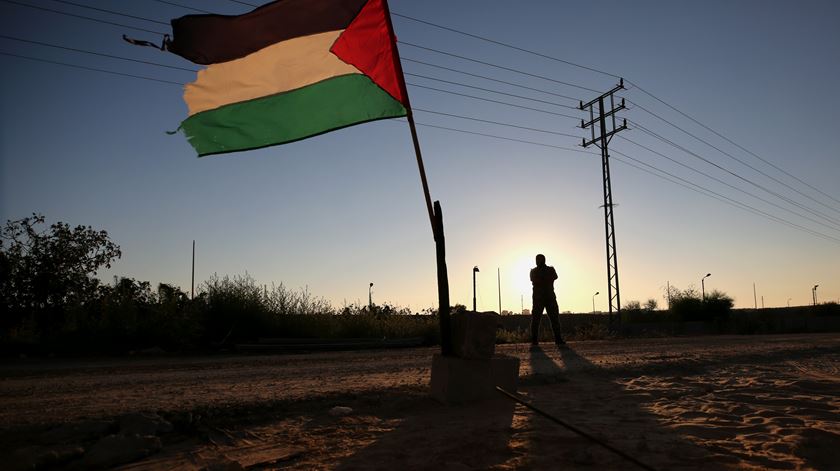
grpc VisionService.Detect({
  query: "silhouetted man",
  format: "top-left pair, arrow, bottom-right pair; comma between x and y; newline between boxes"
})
530,253 -> 565,346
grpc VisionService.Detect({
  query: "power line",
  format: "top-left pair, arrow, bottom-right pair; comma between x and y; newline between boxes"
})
224,0 -> 256,6
400,117 -> 840,244
1,0 -> 167,35
391,9 -> 840,215
405,72 -> 580,110
394,119 -> 595,156
1,0 -> 590,113
0,51 -> 182,85
628,99 -> 840,217
0,31 -> 580,118
67,0 -> 836,215
406,117 -> 840,244
0,34 -> 197,72
402,56 -> 581,103
148,0 -> 210,14
405,115 -> 840,245
405,82 -> 582,120
619,135 -> 840,234
139,1 -> 592,106
390,11 -> 619,80
631,121 -> 840,229
627,80 -> 840,208
412,108 -> 582,140
0,33 -> 579,123
5,35 -> 836,245
0,40 -> 581,131
149,1 -> 840,212
0,33 -> 554,126
398,41 -> 600,95
0,47 -> 580,142
610,148 -> 840,245
44,0 -> 169,25
0,52 -> 840,242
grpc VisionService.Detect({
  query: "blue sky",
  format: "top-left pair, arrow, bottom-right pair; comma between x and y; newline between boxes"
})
2,0 -> 839,312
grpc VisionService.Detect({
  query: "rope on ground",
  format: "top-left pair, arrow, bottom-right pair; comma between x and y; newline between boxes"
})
496,386 -> 658,471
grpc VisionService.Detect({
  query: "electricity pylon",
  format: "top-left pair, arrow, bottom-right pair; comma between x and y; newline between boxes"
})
580,79 -> 627,331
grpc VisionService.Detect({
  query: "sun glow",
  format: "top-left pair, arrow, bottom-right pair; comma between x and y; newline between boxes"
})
512,255 -> 535,296
497,247 -> 574,313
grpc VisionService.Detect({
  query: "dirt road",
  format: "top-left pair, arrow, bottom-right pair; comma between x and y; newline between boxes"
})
2,333 -> 839,469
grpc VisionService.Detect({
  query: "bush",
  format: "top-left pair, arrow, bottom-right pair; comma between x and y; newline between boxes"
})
197,273 -> 273,344
621,298 -> 672,323
667,285 -> 733,322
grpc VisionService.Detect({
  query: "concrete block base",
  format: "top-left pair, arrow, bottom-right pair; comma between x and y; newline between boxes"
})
450,311 -> 499,359
430,354 -> 520,404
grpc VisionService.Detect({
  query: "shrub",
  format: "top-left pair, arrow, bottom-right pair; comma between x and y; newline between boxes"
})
197,273 -> 276,344
668,285 -> 733,322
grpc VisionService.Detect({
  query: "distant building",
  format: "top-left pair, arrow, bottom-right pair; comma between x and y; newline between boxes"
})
522,309 -> 531,316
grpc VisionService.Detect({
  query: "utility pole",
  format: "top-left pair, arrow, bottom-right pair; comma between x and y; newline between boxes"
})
753,283 -> 757,309
191,240 -> 195,300
497,267 -> 502,315
580,79 -> 627,331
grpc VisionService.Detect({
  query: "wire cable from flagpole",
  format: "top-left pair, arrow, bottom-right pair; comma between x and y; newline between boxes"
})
495,386 -> 658,471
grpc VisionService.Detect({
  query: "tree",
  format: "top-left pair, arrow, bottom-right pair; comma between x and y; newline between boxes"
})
644,298 -> 658,311
624,300 -> 642,311
1,213 -> 121,335
665,285 -> 733,321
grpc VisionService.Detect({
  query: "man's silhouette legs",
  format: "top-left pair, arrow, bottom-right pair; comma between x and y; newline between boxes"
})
531,296 -> 564,345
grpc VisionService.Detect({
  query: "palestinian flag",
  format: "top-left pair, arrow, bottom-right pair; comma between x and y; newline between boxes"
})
168,0 -> 409,156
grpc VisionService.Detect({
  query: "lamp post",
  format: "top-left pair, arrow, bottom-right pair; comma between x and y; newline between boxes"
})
368,282 -> 373,309
592,291 -> 600,313
813,285 -> 819,306
787,297 -> 792,308
472,266 -> 480,312
701,273 -> 711,301
497,267 -> 502,315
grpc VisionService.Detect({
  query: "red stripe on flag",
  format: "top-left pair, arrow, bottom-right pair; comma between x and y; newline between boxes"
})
330,0 -> 408,107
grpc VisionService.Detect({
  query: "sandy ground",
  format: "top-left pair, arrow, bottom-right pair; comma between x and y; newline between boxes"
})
1,333 -> 839,470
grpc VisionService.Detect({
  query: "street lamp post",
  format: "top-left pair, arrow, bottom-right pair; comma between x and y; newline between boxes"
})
813,285 -> 819,306
701,273 -> 711,301
787,297 -> 792,308
592,291 -> 600,313
473,266 -> 480,312
368,282 -> 373,309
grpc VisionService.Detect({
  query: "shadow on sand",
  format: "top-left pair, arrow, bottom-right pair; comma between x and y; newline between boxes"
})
334,344 -> 734,470
334,392 -> 517,469
508,345 -> 734,470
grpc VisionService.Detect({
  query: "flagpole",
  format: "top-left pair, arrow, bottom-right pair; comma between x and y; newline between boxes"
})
383,0 -> 451,355
405,110 -> 435,229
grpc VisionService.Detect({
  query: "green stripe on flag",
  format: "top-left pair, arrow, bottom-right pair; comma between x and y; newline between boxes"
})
181,74 -> 407,156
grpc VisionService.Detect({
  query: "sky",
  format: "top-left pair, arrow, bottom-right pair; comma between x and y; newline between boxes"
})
2,0 -> 839,313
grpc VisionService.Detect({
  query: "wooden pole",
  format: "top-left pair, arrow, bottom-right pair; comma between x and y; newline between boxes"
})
191,240 -> 195,300
383,3 -> 451,355
434,201 -> 452,355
